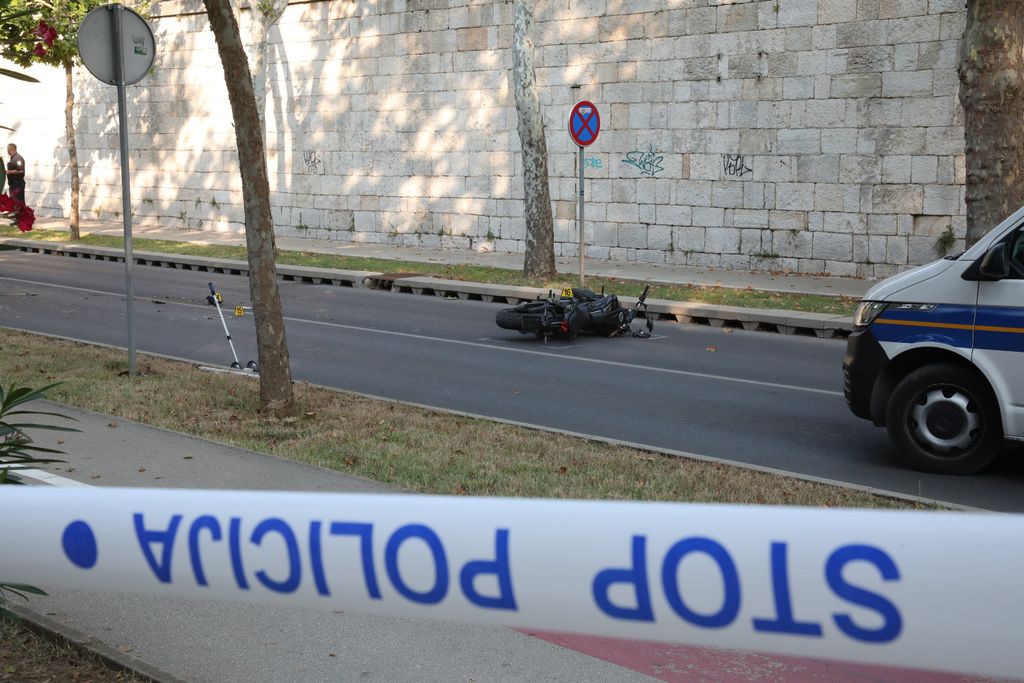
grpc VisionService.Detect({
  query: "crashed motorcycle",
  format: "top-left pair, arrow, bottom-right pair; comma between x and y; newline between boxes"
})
495,285 -> 653,341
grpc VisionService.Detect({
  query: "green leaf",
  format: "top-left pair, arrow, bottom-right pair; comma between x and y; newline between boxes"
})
0,584 -> 46,596
0,383 -> 74,474
0,68 -> 37,83
3,422 -> 78,432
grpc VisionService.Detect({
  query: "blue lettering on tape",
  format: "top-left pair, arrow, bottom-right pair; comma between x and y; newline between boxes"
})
826,544 -> 902,643
188,515 -> 222,587
459,529 -> 517,611
62,520 -> 98,570
752,542 -> 823,637
134,513 -> 182,584
229,518 -> 249,590
662,537 -> 741,629
593,536 -> 902,644
385,524 -> 449,605
251,518 -> 301,594
592,535 -> 654,622
330,522 -> 381,599
309,521 -> 330,596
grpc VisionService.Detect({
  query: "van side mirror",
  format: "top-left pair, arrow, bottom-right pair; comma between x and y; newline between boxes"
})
979,243 -> 1010,280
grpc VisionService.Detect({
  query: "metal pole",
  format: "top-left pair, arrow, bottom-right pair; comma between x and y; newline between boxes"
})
578,144 -> 585,287
111,5 -> 136,375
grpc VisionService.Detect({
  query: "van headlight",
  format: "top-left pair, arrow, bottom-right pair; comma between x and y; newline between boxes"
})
853,301 -> 888,327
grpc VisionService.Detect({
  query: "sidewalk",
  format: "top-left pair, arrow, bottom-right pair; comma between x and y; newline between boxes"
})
14,405 -> 1005,683
29,216 -> 876,300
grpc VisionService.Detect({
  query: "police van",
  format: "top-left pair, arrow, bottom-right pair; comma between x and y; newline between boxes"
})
844,207 -> 1024,474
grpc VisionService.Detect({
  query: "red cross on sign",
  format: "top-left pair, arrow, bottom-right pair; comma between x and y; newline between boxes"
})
569,101 -> 600,147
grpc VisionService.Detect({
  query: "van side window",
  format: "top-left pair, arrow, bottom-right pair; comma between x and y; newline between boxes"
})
1011,230 -> 1024,278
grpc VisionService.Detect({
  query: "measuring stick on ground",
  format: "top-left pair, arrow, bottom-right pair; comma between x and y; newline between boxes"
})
207,282 -> 242,370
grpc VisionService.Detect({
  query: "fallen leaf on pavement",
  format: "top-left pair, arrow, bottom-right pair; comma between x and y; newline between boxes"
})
705,345 -> 718,352
107,422 -> 118,428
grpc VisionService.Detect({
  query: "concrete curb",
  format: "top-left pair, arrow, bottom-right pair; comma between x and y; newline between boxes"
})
0,238 -> 854,339
10,602 -> 187,683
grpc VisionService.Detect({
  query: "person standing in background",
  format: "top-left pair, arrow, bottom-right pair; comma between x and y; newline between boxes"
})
6,143 -> 25,203
0,148 -> 6,195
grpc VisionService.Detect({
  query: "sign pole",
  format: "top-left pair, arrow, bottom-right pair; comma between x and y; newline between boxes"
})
578,145 -> 585,287
111,4 -> 136,375
568,100 -> 599,289
80,3 -> 155,377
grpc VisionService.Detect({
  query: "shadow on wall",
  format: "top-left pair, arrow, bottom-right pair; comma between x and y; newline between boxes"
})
9,0 -> 641,262
0,57 -> 84,214
10,0 -> 969,279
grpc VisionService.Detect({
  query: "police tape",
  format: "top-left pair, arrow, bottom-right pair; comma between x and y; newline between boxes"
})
0,486 -> 1018,678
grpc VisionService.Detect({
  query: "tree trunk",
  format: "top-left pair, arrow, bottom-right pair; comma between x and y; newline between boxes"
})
958,0 -> 1024,245
512,0 -> 556,279
65,61 -> 79,240
249,0 -> 287,131
203,0 -> 295,415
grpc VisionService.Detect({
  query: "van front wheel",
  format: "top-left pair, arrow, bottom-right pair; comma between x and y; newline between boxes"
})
886,364 -> 1002,475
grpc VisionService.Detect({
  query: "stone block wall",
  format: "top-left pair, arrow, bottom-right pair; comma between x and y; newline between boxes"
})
11,0 -> 968,277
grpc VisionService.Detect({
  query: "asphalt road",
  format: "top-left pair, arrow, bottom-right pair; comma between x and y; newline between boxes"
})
2,249 -> 1023,510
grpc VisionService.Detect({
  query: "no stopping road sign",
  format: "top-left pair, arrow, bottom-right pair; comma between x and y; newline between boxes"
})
569,101 -> 600,147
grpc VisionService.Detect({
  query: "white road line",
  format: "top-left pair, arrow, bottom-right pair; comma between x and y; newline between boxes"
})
0,275 -> 126,298
12,468 -> 91,487
296,316 -> 843,397
0,274 -> 842,397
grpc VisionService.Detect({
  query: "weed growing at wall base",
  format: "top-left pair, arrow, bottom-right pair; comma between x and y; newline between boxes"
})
935,227 -> 956,257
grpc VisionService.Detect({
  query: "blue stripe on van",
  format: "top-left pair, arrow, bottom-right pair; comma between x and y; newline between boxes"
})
974,306 -> 1024,353
871,304 -> 974,349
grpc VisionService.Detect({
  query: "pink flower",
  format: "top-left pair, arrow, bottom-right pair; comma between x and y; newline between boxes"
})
34,21 -> 57,46
17,206 -> 35,232
33,43 -> 47,57
1,193 -> 35,232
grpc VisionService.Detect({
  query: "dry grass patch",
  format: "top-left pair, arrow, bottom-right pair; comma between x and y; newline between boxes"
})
0,328 -> 923,509
0,618 -> 146,682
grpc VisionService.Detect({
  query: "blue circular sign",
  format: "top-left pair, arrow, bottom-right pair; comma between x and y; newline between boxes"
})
569,101 -> 600,147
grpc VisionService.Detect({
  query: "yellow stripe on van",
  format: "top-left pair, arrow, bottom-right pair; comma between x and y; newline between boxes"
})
875,319 -> 973,331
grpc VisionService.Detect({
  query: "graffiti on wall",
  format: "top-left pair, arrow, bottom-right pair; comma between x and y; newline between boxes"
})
622,146 -> 664,177
723,154 -> 752,178
584,157 -> 603,169
303,150 -> 323,175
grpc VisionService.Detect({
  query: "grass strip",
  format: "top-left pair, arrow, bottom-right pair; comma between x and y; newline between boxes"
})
0,328 -> 925,509
0,617 -> 146,682
0,227 -> 859,316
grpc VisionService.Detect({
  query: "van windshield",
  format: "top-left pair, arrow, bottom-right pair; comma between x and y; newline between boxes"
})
961,207 -> 1024,260
962,239 -> 990,261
